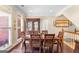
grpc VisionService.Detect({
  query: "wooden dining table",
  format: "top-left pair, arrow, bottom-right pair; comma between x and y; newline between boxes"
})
24,34 -> 60,53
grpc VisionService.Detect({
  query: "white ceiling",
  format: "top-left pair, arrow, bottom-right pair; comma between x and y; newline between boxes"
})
16,5 -> 68,16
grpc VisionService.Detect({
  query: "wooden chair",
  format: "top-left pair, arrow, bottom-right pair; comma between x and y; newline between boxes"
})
43,34 -> 55,53
33,31 -> 39,34
54,30 -> 64,52
28,31 -> 34,35
42,30 -> 48,34
30,34 -> 41,53
28,31 -> 39,34
74,40 -> 79,53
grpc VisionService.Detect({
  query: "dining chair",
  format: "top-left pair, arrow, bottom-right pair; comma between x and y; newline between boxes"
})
28,31 -> 34,35
33,31 -> 39,34
54,31 -> 64,52
74,40 -> 79,53
30,34 -> 41,53
43,34 -> 55,53
42,30 -> 48,34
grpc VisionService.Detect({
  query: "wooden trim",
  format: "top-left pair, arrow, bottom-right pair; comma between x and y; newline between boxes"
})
7,40 -> 23,52
26,18 -> 40,33
64,31 -> 79,35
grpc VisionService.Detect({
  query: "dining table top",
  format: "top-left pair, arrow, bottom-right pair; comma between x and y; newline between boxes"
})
25,34 -> 60,40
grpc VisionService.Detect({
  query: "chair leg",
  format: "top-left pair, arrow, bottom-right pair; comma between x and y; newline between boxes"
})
57,44 -> 59,52
61,43 -> 63,53
52,45 -> 54,53
39,47 -> 41,53
52,40 -> 54,53
59,41 -> 63,53
57,41 -> 60,53
29,46 -> 33,53
24,42 -> 26,53
43,47 -> 46,53
48,47 -> 53,53
43,43 -> 46,53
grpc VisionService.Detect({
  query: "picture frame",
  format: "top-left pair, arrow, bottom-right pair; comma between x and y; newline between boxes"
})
55,20 -> 69,27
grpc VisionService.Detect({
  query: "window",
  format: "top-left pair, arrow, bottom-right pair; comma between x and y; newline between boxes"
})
34,21 -> 38,31
27,21 -> 32,31
0,11 -> 12,50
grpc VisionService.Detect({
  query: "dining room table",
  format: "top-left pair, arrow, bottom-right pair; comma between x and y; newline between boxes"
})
24,33 -> 60,53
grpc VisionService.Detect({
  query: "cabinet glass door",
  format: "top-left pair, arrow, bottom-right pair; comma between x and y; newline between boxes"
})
34,21 -> 38,31
27,21 -> 32,31
26,18 -> 40,34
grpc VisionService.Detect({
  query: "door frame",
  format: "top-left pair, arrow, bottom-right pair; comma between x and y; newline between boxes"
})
26,18 -> 40,32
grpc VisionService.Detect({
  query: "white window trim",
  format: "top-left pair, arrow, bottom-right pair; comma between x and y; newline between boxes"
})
0,11 -> 12,50
16,15 -> 21,41
16,15 -> 24,41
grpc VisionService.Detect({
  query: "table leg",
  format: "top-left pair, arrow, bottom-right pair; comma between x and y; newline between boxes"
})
52,40 -> 54,53
24,41 -> 26,53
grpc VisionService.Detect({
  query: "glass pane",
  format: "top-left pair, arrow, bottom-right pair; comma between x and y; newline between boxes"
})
0,16 -> 8,27
34,22 -> 38,31
0,29 -> 9,47
0,12 -> 11,50
28,21 -> 32,31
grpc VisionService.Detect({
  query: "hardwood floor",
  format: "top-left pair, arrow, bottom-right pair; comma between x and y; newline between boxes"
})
63,43 -> 73,53
9,41 -> 74,53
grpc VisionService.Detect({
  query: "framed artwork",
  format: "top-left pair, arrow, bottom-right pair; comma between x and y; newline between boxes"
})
55,20 -> 70,27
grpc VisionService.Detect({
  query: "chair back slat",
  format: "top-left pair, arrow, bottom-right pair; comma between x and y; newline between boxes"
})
30,34 -> 41,52
45,34 -> 55,39
42,30 -> 48,34
31,34 -> 41,39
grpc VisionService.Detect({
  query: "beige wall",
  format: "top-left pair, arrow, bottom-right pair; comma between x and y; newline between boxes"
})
26,16 -> 76,35
40,16 -> 76,35
62,6 -> 79,29
11,6 -> 25,44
